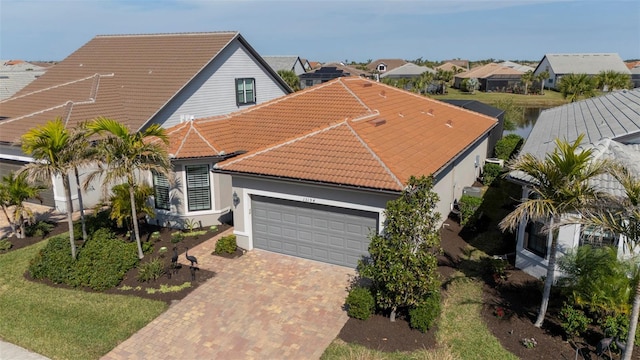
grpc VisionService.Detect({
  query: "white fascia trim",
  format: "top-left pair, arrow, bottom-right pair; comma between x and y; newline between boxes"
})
0,154 -> 34,162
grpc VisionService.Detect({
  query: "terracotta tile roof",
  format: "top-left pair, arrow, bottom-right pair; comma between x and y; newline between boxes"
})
455,63 -> 523,79
626,61 -> 640,70
167,77 -> 496,191
0,32 -> 240,144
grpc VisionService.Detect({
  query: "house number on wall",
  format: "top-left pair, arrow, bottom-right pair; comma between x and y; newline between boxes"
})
301,197 -> 316,203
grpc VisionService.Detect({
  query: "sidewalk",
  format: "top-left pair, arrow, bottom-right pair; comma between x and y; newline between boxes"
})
0,340 -> 50,360
0,203 -> 79,239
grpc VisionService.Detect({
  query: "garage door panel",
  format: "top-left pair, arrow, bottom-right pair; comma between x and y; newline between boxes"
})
252,195 -> 377,268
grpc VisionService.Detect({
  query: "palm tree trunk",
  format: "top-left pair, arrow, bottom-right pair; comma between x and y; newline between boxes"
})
17,210 -> 25,239
534,218 -> 557,327
622,280 -> 640,360
129,181 -> 144,259
63,175 -> 77,259
1,205 -> 17,237
74,167 -> 87,240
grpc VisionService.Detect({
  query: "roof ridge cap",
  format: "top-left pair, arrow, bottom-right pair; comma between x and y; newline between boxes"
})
345,122 -> 403,188
190,123 -> 221,154
217,121 -> 347,169
0,103 -> 67,126
338,78 -> 373,112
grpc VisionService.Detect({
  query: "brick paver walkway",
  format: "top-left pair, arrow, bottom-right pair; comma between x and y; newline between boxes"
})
102,229 -> 355,360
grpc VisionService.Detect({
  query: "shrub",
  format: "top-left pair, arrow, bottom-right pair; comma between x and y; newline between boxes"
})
184,218 -> 200,232
151,231 -> 161,240
214,235 -> 237,254
0,238 -> 12,251
494,134 -> 523,160
171,232 -> 184,243
72,228 -> 139,290
559,303 -> 589,339
209,225 -> 218,233
137,258 -> 166,282
25,220 -> 55,238
28,234 -> 76,283
142,240 -> 154,254
345,286 -> 375,320
409,291 -> 441,333
74,210 -> 115,239
482,163 -> 502,186
458,195 -> 483,226
600,313 -> 640,346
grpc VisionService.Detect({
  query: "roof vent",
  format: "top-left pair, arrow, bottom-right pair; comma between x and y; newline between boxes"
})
363,82 -> 373,87
379,90 -> 386,98
446,120 -> 453,128
369,118 -> 387,127
427,108 -> 434,116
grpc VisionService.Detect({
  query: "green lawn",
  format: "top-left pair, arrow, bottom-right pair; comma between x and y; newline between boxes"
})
0,239 -> 167,360
430,88 -> 568,108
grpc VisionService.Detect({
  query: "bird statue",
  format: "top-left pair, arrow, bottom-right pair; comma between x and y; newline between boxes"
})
596,335 -> 627,358
171,247 -> 178,268
185,247 -> 198,267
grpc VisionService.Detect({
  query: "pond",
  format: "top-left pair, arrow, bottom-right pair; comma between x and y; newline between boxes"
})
503,107 -> 546,140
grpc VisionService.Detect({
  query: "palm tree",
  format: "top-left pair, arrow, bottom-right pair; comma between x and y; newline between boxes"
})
521,70 -> 534,95
499,134 -> 608,327
21,119 -> 79,258
277,69 -> 300,92
86,117 -> 171,259
595,70 -> 632,92
574,164 -> 640,360
537,70 -> 550,95
557,73 -> 597,102
0,171 -> 45,238
107,182 -> 155,230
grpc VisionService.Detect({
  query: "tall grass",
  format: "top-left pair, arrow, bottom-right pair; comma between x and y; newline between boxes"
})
0,239 -> 167,360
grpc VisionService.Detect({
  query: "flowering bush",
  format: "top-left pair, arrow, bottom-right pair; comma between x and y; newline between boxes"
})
521,337 -> 537,348
494,306 -> 505,319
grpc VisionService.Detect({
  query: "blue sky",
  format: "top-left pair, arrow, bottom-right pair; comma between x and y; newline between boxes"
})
1,0 -> 639,63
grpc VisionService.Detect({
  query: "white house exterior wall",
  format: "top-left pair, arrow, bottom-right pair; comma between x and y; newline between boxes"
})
152,159 -> 233,229
148,39 -> 289,130
533,57 -> 557,89
292,60 -> 306,76
229,176 -> 394,251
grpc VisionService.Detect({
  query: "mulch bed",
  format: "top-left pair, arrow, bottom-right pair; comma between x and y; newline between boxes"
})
3,220 -> 234,305
336,217 -> 607,359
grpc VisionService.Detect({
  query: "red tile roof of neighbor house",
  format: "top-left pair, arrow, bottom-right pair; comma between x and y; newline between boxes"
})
0,32 -> 242,144
165,77 -> 497,192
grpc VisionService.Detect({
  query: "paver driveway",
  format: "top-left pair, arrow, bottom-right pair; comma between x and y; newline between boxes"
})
102,229 -> 355,360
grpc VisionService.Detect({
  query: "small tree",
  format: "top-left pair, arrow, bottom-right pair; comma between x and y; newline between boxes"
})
0,171 -> 45,238
277,69 -> 300,92
358,175 -> 442,322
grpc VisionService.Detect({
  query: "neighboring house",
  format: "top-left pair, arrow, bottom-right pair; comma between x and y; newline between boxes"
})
0,60 -> 50,100
441,59 -> 470,71
440,99 -> 505,157
298,62 -> 367,89
436,62 -> 466,73
367,59 -> 407,74
300,58 -> 312,72
379,63 -> 435,80
262,56 -> 307,76
629,64 -> 640,88
499,61 -> 535,73
453,63 -> 523,92
506,89 -> 640,279
0,32 -> 291,211
159,77 -> 497,267
532,53 -> 631,90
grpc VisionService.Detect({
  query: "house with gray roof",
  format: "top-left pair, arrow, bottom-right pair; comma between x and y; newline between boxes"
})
379,63 -> 435,79
506,89 -> 640,279
262,56 -> 306,76
533,53 -> 631,90
0,60 -> 49,100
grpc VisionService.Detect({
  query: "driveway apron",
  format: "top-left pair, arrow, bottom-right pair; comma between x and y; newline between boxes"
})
102,231 -> 355,360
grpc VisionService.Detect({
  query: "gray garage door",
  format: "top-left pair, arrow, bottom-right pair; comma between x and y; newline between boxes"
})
252,195 -> 378,268
0,159 -> 55,207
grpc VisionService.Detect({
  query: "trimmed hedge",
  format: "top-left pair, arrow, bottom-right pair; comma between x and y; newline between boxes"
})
29,228 -> 139,291
494,134 -> 524,160
345,286 -> 375,320
482,163 -> 502,186
409,291 -> 441,333
214,234 -> 237,255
